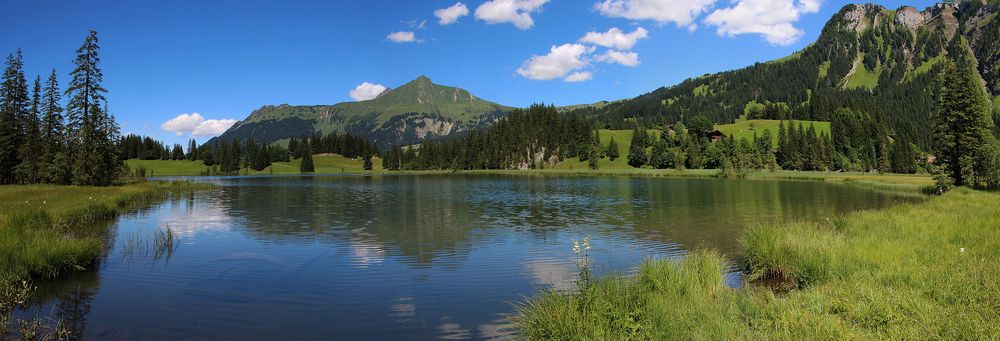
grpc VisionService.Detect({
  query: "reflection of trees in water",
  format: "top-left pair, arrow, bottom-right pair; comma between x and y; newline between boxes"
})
208,176 -> 918,267
218,176 -> 495,266
608,178 -> 920,255
25,269 -> 99,339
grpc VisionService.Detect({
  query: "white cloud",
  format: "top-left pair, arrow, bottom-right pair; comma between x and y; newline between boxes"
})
349,82 -> 388,101
704,0 -> 822,45
161,113 -> 204,137
593,0 -> 716,27
579,27 -> 649,50
161,113 -> 236,138
563,71 -> 593,82
475,0 -> 549,29
386,31 -> 418,43
435,2 -> 470,25
516,43 -> 595,81
597,50 -> 641,66
192,119 -> 237,137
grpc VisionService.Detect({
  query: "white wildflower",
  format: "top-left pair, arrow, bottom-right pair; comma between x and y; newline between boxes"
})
960,247 -> 966,253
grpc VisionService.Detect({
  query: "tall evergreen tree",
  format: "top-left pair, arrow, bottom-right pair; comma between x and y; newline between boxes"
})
300,145 -> 315,173
187,139 -> 198,160
65,31 -> 120,185
40,69 -> 69,183
627,125 -> 648,168
607,137 -> 619,161
16,76 -> 43,183
933,58 -> 999,187
0,50 -> 29,184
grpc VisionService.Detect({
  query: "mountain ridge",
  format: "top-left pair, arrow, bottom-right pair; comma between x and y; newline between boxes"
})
210,75 -> 513,148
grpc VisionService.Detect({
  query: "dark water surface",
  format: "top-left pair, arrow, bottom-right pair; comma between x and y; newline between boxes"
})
21,175 -> 920,340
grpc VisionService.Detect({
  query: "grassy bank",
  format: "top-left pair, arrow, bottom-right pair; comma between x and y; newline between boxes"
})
515,188 -> 1000,339
0,181 -> 213,280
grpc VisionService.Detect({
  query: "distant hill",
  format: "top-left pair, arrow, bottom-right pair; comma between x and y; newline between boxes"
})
571,2 -> 1000,150
210,76 -> 513,148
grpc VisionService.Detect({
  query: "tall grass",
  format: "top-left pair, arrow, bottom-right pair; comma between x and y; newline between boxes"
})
0,181 -> 212,280
516,188 -> 1000,339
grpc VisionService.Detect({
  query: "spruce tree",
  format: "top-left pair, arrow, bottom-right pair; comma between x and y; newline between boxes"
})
65,31 -> 120,185
300,145 -> 315,173
627,125 -> 648,168
933,58 -> 998,187
363,153 -> 373,171
187,139 -> 198,160
0,50 -> 29,184
776,120 -> 787,169
607,137 -> 619,161
40,69 -> 68,183
15,77 -> 43,183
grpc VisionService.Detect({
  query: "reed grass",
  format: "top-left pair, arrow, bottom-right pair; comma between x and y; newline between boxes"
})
515,188 -> 1000,339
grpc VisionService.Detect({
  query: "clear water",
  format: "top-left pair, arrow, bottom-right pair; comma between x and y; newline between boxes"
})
20,175 -> 920,340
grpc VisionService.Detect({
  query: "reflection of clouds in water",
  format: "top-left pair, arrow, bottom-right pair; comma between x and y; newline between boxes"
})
349,236 -> 385,268
158,202 -> 232,237
525,258 -> 577,291
437,318 -> 472,340
390,297 -> 416,321
477,317 -> 516,340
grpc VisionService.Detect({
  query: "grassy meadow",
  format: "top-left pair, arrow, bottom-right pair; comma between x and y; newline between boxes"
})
715,119 -> 831,145
126,153 -> 385,176
0,181 -> 212,280
516,188 -> 1000,339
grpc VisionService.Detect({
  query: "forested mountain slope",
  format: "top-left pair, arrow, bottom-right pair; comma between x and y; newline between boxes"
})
210,76 -> 512,148
572,1 -> 1000,150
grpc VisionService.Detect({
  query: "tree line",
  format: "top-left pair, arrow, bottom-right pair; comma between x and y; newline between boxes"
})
1,31 -> 121,186
382,104 -> 592,170
119,134 -> 193,160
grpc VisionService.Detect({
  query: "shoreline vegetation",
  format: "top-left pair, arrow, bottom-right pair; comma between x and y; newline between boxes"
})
127,156 -> 934,193
515,188 -> 1000,339
0,181 -> 213,280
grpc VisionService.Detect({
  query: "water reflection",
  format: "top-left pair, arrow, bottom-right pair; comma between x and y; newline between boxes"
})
22,175 -> 920,340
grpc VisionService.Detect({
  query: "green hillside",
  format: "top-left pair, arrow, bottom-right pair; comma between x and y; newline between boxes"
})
213,76 -> 512,148
844,54 -> 881,89
716,119 -> 830,146
567,3 -> 1000,152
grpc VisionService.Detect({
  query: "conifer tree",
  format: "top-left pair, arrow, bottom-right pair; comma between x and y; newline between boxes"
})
65,31 -> 120,185
607,137 -> 619,161
187,139 -> 198,160
16,77 -> 43,183
933,58 -> 999,187
0,50 -> 29,184
363,152 -> 373,171
300,145 -> 315,173
627,125 -> 648,168
40,69 -> 68,183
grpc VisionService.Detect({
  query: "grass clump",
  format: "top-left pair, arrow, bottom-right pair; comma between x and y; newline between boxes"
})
516,189 -> 1000,339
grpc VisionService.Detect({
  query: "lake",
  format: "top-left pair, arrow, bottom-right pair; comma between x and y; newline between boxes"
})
21,175 -> 920,340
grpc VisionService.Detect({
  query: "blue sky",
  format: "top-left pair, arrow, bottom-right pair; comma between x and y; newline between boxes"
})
1,0 -> 932,145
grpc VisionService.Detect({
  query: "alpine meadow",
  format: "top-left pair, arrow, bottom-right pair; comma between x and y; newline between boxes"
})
1,0 -> 999,339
